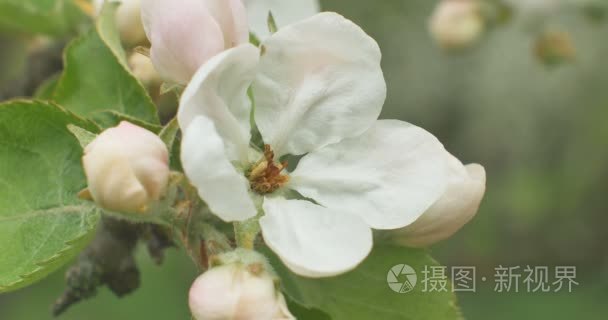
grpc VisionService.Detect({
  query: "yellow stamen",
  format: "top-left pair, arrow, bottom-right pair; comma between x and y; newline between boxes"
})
248,145 -> 289,194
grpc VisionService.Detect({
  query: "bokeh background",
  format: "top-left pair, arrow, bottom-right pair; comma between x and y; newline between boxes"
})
1,0 -> 607,319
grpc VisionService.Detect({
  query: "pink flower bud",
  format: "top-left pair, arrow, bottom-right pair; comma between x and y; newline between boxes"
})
429,0 -> 484,50
189,264 -> 294,320
141,0 -> 249,85
82,121 -> 169,213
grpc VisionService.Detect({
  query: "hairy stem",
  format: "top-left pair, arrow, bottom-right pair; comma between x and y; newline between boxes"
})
234,217 -> 261,250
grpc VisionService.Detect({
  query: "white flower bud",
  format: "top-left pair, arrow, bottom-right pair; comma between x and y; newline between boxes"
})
94,0 -> 147,46
189,264 -> 294,320
141,0 -> 249,85
82,121 -> 170,213
128,52 -> 161,87
390,152 -> 486,247
429,0 -> 484,50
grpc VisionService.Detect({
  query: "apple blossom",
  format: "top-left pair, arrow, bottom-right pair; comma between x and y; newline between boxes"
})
243,0 -> 320,38
94,0 -> 147,46
429,0 -> 484,50
141,0 -> 249,85
82,121 -> 169,214
176,12 -> 486,277
389,153 -> 486,247
189,262 -> 294,319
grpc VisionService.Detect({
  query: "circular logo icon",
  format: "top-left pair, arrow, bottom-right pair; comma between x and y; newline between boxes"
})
387,264 -> 417,293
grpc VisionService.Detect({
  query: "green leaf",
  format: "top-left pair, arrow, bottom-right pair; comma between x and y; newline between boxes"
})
0,100 -> 101,293
67,124 -> 97,149
267,11 -> 278,34
287,300 -> 331,320
93,111 -> 162,133
159,118 -> 182,170
0,0 -> 87,36
33,73 -> 60,100
159,118 -> 179,148
96,1 -> 128,67
249,32 -> 261,47
52,22 -> 159,126
267,245 -> 463,320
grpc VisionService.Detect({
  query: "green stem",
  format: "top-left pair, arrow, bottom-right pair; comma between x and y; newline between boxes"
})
234,217 -> 261,250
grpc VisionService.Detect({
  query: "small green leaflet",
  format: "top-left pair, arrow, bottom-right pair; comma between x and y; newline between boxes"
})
159,118 -> 182,171
67,124 -> 97,149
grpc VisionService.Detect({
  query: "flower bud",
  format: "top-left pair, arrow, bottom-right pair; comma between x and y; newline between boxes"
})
94,0 -> 147,46
189,264 -> 294,320
390,153 -> 486,247
141,0 -> 249,85
128,52 -> 161,87
82,121 -> 169,213
534,30 -> 576,66
429,0 -> 484,50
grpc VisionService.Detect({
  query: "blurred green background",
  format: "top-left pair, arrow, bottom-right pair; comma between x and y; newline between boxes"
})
1,0 -> 608,319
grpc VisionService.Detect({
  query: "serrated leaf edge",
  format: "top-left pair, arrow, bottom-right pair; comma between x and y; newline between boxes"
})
0,99 -> 101,134
0,100 -> 102,292
0,208 -> 100,293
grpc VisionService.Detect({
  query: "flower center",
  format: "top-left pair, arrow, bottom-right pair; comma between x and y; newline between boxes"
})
247,145 -> 289,194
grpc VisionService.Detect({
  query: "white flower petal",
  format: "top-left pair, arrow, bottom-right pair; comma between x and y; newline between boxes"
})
243,0 -> 320,39
290,120 -> 449,230
253,12 -> 386,157
181,116 -> 257,222
203,0 -> 250,48
178,44 -> 259,164
393,154 -> 486,247
141,0 -> 226,84
260,197 -> 373,278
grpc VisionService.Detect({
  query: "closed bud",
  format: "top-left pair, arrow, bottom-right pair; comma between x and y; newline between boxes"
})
82,121 -> 169,214
429,0 -> 484,50
534,30 -> 576,66
141,0 -> 249,85
189,263 -> 294,320
390,152 -> 486,247
94,0 -> 147,46
128,52 -> 161,87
